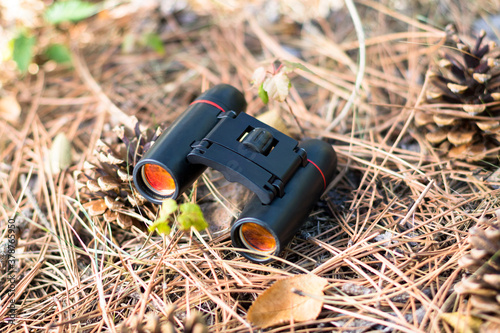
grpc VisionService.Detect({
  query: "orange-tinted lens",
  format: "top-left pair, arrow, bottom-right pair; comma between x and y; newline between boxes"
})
143,164 -> 176,195
240,223 -> 276,253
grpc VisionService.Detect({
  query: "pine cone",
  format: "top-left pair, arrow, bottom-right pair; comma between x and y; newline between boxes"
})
415,25 -> 500,161
117,309 -> 207,333
118,313 -> 173,333
77,120 -> 161,229
456,219 -> 500,316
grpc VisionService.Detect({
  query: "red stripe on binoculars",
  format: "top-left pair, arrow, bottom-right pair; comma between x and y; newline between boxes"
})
307,159 -> 326,189
190,100 -> 226,113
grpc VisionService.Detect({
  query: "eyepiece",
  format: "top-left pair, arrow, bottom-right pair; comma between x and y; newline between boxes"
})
142,163 -> 176,196
134,160 -> 179,203
240,222 -> 277,253
233,220 -> 278,261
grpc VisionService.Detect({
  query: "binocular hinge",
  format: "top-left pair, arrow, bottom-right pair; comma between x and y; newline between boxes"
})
187,112 -> 307,204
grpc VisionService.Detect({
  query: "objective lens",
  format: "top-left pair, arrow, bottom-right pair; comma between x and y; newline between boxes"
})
239,223 -> 276,254
142,164 -> 176,196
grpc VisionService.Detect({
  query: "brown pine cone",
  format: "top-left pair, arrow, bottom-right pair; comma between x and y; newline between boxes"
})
416,25 -> 500,161
456,219 -> 500,315
77,120 -> 161,228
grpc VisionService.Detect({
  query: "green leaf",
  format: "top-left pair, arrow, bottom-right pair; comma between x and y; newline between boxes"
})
149,199 -> 177,235
157,199 -> 178,223
282,60 -> 314,74
148,220 -> 171,235
179,203 -> 203,215
12,33 -> 35,73
177,214 -> 193,230
45,44 -> 72,64
192,216 -> 208,231
179,203 -> 208,231
258,83 -> 269,104
45,0 -> 100,24
144,33 -> 165,55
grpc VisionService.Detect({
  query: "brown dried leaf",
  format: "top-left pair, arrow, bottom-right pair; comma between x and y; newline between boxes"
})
247,274 -> 327,328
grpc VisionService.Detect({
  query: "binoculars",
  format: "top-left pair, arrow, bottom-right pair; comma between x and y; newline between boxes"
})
133,84 -> 337,262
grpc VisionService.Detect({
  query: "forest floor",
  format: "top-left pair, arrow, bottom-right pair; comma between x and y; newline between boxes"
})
1,0 -> 500,332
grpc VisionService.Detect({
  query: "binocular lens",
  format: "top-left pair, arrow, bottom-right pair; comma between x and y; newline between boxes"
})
142,163 -> 176,196
239,223 -> 277,254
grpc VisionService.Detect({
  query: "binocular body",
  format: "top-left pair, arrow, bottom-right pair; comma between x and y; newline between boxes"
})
133,84 -> 337,262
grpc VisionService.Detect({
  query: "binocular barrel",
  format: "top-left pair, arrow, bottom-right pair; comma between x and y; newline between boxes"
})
133,84 -> 247,204
230,139 -> 337,262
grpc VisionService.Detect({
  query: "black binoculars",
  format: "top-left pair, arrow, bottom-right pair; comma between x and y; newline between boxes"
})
133,84 -> 337,262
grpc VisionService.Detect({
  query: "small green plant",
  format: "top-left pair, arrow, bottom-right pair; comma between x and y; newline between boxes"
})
44,0 -> 100,24
148,199 -> 208,235
252,60 -> 313,104
9,0 -> 101,74
12,32 -> 35,73
252,60 -> 313,135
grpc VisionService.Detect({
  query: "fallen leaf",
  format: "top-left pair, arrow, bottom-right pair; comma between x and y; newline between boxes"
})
46,133 -> 72,174
247,274 -> 328,328
441,312 -> 482,333
0,93 -> 21,123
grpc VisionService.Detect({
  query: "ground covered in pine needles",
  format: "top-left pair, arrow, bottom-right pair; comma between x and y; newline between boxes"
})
1,0 -> 500,332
